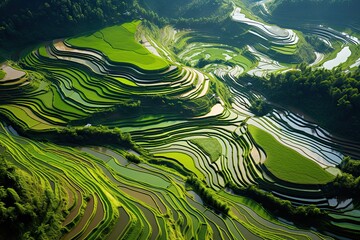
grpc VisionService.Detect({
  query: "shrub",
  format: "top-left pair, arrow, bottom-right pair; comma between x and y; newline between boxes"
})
125,153 -> 142,163
186,176 -> 230,214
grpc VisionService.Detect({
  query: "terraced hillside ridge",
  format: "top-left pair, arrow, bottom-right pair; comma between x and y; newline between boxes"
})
0,3 -> 360,240
66,21 -> 169,71
0,21 -> 213,131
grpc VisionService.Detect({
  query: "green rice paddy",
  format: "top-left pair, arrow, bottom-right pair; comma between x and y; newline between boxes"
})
248,125 -> 335,184
154,152 -> 205,179
66,21 -> 169,71
190,138 -> 222,163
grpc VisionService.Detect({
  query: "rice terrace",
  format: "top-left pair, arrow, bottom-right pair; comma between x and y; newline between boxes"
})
0,0 -> 360,239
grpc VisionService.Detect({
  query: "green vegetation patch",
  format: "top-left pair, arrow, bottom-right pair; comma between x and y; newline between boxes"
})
66,21 -> 169,70
154,152 -> 204,179
113,77 -> 137,87
0,148 -> 63,239
107,159 -> 170,189
0,69 -> 5,80
248,125 -> 335,184
190,138 -> 222,162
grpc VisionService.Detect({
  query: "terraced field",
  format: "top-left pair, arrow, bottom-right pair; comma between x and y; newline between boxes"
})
66,21 -> 169,71
0,15 -> 360,239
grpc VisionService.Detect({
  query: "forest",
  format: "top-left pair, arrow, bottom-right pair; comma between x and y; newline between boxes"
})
0,146 -> 63,239
0,0 -> 132,50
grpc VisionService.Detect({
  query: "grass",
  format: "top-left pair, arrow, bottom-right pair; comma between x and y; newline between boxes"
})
248,125 -> 335,184
66,21 -> 169,71
113,77 -> 137,87
154,152 -> 204,179
190,138 -> 222,163
38,46 -> 48,57
0,69 -> 5,79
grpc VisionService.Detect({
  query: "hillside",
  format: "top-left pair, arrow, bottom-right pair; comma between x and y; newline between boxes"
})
0,0 -> 133,51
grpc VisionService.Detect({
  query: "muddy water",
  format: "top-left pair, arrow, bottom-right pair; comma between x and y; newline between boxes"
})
106,207 -> 130,240
63,190 -> 82,226
136,203 -> 159,240
120,185 -> 161,213
63,195 -> 94,239
82,194 -> 105,239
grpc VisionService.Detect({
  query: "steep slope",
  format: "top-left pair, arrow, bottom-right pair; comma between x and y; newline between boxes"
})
0,0 -> 133,51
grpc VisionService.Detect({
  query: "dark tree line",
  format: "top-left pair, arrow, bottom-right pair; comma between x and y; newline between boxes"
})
54,126 -> 134,148
0,0 -> 133,50
186,176 -> 230,214
125,152 -> 142,163
226,183 -> 325,224
9,125 -> 137,150
327,157 -> 360,198
249,98 -> 270,116
70,93 -> 216,126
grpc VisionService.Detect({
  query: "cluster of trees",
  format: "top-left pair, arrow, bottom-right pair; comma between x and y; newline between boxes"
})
0,148 -> 63,239
244,65 -> 360,140
52,126 -> 134,148
138,94 -> 215,117
0,0 -> 133,50
196,59 -> 226,68
186,176 -> 230,214
72,94 -> 215,126
124,152 -> 143,164
339,156 -> 360,177
70,99 -> 141,125
249,98 -> 270,116
329,173 -> 360,198
227,183 -> 325,224
327,157 -> 360,198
